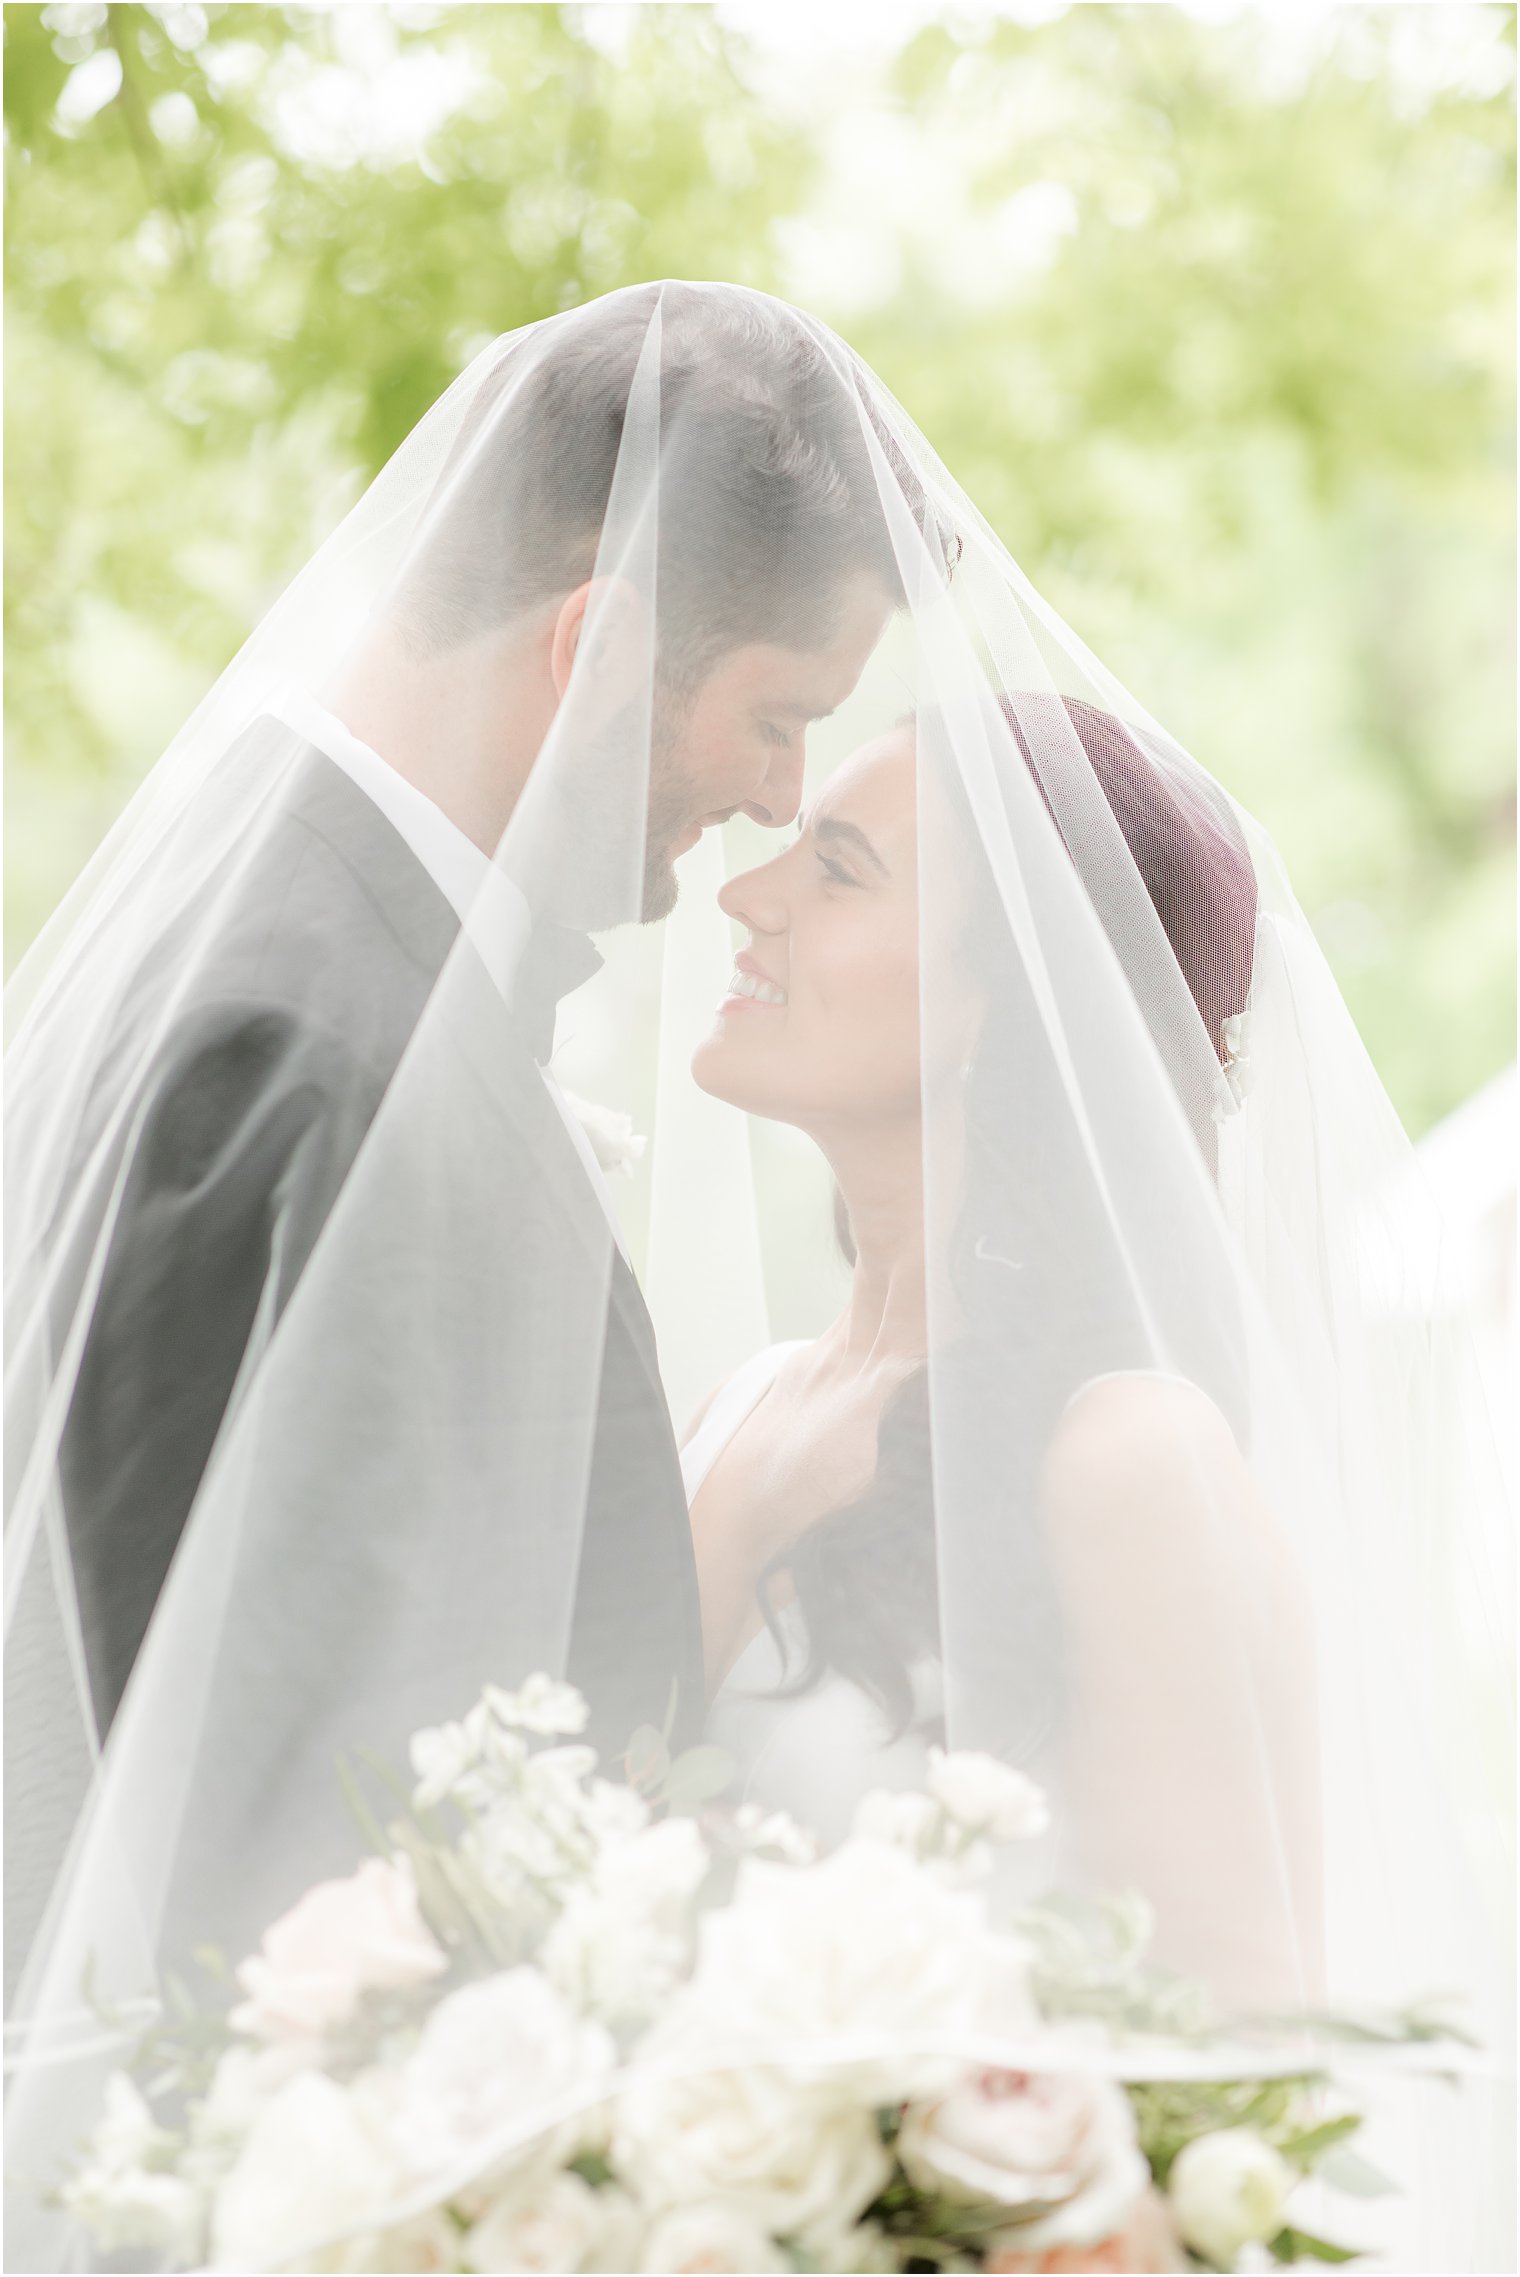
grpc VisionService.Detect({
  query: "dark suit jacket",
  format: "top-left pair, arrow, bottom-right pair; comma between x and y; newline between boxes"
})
57,731 -> 704,1761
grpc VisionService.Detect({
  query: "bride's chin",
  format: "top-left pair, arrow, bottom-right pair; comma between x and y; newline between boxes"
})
690,1035 -> 776,1115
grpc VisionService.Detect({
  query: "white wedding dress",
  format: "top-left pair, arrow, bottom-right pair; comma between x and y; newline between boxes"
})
682,1342 -> 942,1845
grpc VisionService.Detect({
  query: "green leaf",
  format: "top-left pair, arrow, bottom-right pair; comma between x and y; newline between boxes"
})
335,1750 -> 399,1858
1269,2226 -> 1363,2264
164,1969 -> 197,2021
622,1724 -> 670,1791
1278,2113 -> 1363,2169
1317,2144 -> 1399,2199
661,1743 -> 737,1812
568,2149 -> 615,2188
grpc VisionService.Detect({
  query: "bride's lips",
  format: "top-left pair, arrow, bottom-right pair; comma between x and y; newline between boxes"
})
719,948 -> 788,1015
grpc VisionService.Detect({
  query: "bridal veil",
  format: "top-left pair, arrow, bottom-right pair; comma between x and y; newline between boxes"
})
4,282 -> 1511,2270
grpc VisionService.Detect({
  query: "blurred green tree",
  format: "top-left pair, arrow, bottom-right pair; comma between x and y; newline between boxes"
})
5,1 -> 1513,1131
5,1 -> 812,949
852,5 -> 1515,1130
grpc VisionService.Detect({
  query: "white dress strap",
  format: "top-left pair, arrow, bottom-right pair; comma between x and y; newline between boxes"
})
679,1341 -> 804,1505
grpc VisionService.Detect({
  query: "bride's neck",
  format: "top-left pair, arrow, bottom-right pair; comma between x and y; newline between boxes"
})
825,1121 -> 926,1366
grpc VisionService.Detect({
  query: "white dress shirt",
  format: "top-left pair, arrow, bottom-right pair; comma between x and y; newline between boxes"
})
273,690 -> 630,1261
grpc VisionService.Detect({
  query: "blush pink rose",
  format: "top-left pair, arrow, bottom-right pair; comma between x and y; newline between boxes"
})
987,2185 -> 1187,2273
899,2069 -> 1148,2253
230,1856 -> 447,2041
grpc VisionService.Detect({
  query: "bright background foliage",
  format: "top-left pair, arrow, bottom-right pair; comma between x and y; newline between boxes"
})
5,1 -> 1514,1133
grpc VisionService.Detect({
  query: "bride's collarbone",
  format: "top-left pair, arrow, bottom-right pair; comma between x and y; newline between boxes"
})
691,1364 -> 887,1552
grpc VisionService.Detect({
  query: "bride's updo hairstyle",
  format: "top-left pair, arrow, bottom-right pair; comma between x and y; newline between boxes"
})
772,697 -> 1260,1743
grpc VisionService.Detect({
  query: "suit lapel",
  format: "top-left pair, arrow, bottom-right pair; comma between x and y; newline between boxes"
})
283,734 -> 683,1487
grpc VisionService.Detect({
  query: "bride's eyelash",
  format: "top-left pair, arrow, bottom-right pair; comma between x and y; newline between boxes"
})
816,852 -> 857,886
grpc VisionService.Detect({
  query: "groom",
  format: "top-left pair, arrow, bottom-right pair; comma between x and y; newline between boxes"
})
58,285 -> 899,1755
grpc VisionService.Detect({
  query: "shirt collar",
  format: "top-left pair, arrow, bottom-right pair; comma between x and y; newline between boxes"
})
272,689 -> 536,1005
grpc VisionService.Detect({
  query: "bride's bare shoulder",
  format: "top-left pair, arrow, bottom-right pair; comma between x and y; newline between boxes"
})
1038,1371 -> 1259,1552
1049,1370 -> 1241,1473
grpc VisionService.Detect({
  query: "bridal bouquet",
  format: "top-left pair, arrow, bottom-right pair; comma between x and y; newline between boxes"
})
62,1678 -> 1402,2274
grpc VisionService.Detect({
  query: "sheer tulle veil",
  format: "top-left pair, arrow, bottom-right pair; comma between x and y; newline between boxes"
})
4,281 -> 1512,2271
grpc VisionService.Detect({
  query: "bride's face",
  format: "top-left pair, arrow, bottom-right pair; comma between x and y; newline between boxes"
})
692,725 -> 920,1131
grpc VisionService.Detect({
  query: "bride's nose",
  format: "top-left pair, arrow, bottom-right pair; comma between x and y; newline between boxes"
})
718,855 -> 787,935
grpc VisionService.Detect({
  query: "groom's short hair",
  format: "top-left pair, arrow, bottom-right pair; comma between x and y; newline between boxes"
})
394,283 -> 914,681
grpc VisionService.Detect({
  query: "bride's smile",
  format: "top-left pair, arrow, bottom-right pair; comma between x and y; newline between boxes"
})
693,722 -> 921,1133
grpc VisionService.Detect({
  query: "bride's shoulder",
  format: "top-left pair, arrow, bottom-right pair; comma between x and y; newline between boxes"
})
1038,1372 -> 1311,1653
1040,1369 -> 1250,1530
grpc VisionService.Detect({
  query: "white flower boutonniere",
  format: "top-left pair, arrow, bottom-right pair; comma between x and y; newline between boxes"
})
1216,1009 -> 1254,1117
559,1090 -> 647,1178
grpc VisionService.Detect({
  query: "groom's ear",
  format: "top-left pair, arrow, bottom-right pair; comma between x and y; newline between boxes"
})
549,577 -> 650,705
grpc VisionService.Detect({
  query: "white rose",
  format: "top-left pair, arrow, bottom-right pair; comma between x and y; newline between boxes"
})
1167,2127 -> 1294,2268
733,1803 -> 817,1863
316,2207 -> 460,2273
464,1800 -> 571,1903
465,2169 -> 608,2273
522,1744 -> 600,1810
542,1889 -> 686,2029
596,1814 -> 709,1908
393,1967 -> 614,2185
926,1751 -> 1050,1842
209,2071 -> 396,2272
543,1815 -> 709,2025
613,2063 -> 889,2253
900,2067 -> 1148,2252
673,1839 -> 1034,2099
411,1702 -> 497,1809
61,2075 -> 200,2261
850,1788 -> 943,1853
184,2043 -> 310,2193
229,1856 -> 447,2042
582,1776 -> 653,1848
638,2200 -> 788,2272
484,1674 -> 591,1737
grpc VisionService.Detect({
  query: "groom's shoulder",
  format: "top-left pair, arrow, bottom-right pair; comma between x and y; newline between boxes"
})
125,744 -> 453,1078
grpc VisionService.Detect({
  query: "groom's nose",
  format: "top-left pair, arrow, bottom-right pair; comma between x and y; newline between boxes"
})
740,738 -> 806,829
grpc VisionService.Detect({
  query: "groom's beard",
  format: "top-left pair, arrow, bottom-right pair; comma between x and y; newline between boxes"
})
526,682 -> 712,928
641,681 -> 715,923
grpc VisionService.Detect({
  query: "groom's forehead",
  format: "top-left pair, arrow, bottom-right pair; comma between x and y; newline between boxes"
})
702,576 -> 893,710
709,642 -> 843,718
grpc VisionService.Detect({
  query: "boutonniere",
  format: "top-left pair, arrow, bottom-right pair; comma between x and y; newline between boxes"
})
559,1089 -> 647,1178
1216,1008 -> 1254,1117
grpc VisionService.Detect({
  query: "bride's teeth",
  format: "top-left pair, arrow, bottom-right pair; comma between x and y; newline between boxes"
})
728,970 -> 787,1006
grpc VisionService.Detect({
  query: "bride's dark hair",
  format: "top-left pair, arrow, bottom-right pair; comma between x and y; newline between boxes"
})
759,697 -> 1260,1741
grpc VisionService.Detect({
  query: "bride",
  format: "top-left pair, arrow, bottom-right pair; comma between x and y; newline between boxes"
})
683,706 -> 1322,2008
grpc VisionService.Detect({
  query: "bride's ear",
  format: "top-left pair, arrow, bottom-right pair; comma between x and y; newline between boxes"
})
549,577 -> 651,704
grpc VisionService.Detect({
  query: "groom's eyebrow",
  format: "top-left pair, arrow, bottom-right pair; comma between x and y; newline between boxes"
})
770,697 -> 836,724
814,816 -> 889,876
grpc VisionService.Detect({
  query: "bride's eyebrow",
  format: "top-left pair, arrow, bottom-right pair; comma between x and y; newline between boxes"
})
814,815 -> 889,877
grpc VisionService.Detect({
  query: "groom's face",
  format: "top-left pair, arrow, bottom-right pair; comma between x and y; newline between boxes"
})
640,575 -> 892,921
